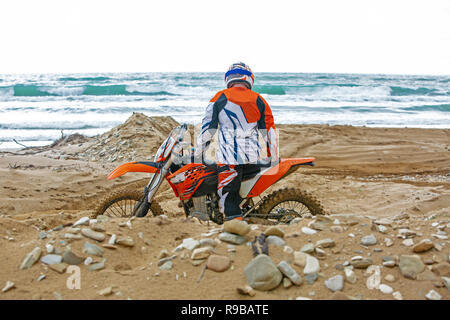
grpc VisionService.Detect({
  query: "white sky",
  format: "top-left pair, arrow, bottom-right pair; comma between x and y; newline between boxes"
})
0,0 -> 449,75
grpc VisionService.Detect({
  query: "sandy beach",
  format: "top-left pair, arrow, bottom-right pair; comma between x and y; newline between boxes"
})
0,113 -> 449,300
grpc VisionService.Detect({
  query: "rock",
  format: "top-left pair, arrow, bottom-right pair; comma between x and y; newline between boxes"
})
102,244 -> 117,250
191,260 -> 204,267
223,220 -> 250,236
375,218 -> 393,226
65,227 -> 80,234
84,257 -> 93,265
417,269 -> 439,281
301,227 -> 317,235
277,261 -> 303,286
425,289 -> 441,300
200,238 -> 216,247
303,255 -> 320,275
351,258 -> 373,269
331,292 -> 351,300
432,263 -> 450,277
64,233 -> 82,240
305,273 -> 318,285
266,235 -> 285,247
330,226 -> 344,233
98,286 -> 114,296
294,251 -> 308,267
344,268 -> 357,284
83,242 -> 104,257
108,234 -> 117,245
236,285 -> 256,297
49,263 -> 67,273
384,274 -> 395,282
157,255 -> 177,267
399,255 -> 425,279
413,239 -> 434,253
182,238 -> 200,250
264,227 -> 285,238
379,284 -> 393,294
89,258 -> 106,271
310,217 -> 331,231
218,232 -> 246,245
283,277 -> 293,288
116,236 -> 135,247
160,261 -> 173,271
442,277 -> 450,290
73,217 -> 90,227
398,228 -> 416,238
91,223 -> 106,232
361,235 -> 377,246
295,296 -> 312,300
325,275 -> 344,292
392,291 -> 403,300
20,247 -> 42,270
2,281 -> 15,293
62,249 -> 83,265
402,239 -> 414,247
40,254 -> 63,265
244,254 -> 283,291
316,238 -> 335,248
158,249 -> 169,259
383,260 -> 396,268
37,275 -> 46,282
191,247 -> 212,260
384,238 -> 394,247
207,255 -> 231,272
45,244 -> 54,254
300,243 -> 315,254
366,265 -> 381,290
81,228 -> 105,242
283,245 -> 294,254
377,225 -> 388,233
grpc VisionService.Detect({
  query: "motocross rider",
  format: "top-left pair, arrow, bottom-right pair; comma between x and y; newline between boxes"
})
195,62 -> 279,221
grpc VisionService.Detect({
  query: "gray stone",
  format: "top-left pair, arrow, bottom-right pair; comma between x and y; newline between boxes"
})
344,268 -> 357,284
399,255 -> 425,279
116,236 -> 134,247
157,255 -> 177,267
73,217 -> 90,227
425,289 -> 441,300
40,254 -> 62,265
81,228 -> 105,242
83,241 -> 104,257
413,239 -> 434,253
442,277 -> 450,291
266,235 -> 285,247
301,227 -> 317,235
325,275 -> 344,292
64,233 -> 82,240
20,247 -> 42,270
182,238 -> 200,250
244,254 -> 283,291
303,255 -> 320,275
62,249 -> 83,265
300,243 -> 315,254
351,258 -> 373,269
206,255 -> 231,272
88,258 -> 106,271
218,232 -> 246,245
223,220 -> 250,236
316,238 -> 335,248
199,238 -> 216,247
305,273 -> 318,285
160,261 -> 173,271
361,235 -> 377,246
191,247 -> 212,260
277,261 -> 303,286
294,251 -> 308,267
2,281 -> 15,293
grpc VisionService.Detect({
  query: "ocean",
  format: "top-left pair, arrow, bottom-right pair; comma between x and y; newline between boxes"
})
0,72 -> 449,149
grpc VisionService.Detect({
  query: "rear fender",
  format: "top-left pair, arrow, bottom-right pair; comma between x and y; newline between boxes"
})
107,161 -> 160,180
247,158 -> 315,197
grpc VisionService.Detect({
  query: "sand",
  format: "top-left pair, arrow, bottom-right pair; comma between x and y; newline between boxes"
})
0,113 -> 449,300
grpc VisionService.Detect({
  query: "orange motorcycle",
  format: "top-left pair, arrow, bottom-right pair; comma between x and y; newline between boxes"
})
94,124 -> 324,224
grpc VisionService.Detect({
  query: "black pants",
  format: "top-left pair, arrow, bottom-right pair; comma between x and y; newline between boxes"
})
217,164 -> 244,220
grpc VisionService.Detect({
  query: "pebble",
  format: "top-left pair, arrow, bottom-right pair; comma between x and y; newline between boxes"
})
20,247 -> 42,270
182,238 -> 200,250
351,258 -> 373,269
377,225 -> 388,233
40,254 -> 63,265
303,255 -> 321,275
199,238 -> 216,248
264,227 -> 284,238
301,227 -> 317,235
236,285 -> 256,297
315,247 -> 326,257
218,232 -> 246,245
413,239 -> 434,253
244,254 -> 283,291
325,275 -> 344,292
305,273 -> 318,285
81,228 -> 105,242
442,276 -> 450,290
73,217 -> 90,227
425,289 -> 441,300
98,286 -> 114,296
206,255 -> 231,272
266,235 -> 285,247
158,249 -> 169,259
84,257 -> 93,265
64,233 -> 82,240
223,220 -> 250,236
361,234 -> 377,246
83,242 -> 104,257
402,239 -> 414,247
191,247 -> 212,260
45,244 -> 54,254
160,261 -> 173,271
315,238 -> 335,248
384,274 -> 395,282
392,291 -> 403,300
37,274 -> 46,282
2,281 -> 15,293
49,263 -> 67,273
277,261 -> 303,286
89,258 -> 106,271
108,234 -> 117,245
330,226 -> 344,233
344,268 -> 357,284
399,255 -> 425,279
283,245 -> 294,254
62,249 -> 83,265
283,278 -> 293,288
116,236 -> 135,247
378,284 -> 393,294
157,255 -> 177,266
300,243 -> 315,254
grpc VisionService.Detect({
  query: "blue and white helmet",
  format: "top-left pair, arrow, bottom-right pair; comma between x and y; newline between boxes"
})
225,62 -> 254,89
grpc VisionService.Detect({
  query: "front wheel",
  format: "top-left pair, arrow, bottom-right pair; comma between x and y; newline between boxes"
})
254,187 -> 325,224
92,189 -> 164,218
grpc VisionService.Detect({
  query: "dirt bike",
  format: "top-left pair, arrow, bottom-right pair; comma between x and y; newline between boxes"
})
94,124 -> 324,224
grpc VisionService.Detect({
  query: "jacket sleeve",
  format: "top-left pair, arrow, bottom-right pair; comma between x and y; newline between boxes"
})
194,91 -> 225,162
256,95 -> 279,161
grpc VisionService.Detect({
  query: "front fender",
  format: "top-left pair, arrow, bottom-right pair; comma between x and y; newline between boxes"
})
107,161 -> 160,180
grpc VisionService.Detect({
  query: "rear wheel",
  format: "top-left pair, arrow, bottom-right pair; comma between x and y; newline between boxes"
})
92,189 -> 164,218
254,187 -> 325,224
